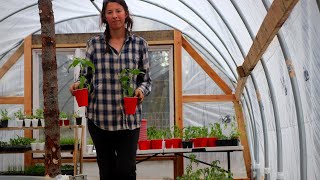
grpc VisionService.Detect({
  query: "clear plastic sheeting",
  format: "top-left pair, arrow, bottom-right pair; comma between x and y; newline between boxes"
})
0,0 -> 319,179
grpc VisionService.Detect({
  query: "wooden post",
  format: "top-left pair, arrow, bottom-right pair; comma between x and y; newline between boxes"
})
24,35 -> 33,167
173,30 -> 184,178
234,101 -> 251,179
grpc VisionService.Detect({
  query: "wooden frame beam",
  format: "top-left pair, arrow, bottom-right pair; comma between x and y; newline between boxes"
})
235,0 -> 298,99
0,97 -> 24,104
234,101 -> 251,179
183,95 -> 236,103
182,37 -> 232,95
173,30 -> 184,179
0,43 -> 24,79
24,35 -> 33,167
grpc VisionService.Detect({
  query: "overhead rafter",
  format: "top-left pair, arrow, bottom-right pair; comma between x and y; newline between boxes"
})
235,0 -> 299,100
182,37 -> 232,95
0,43 -> 24,79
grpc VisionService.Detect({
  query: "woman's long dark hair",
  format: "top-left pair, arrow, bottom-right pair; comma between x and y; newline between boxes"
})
101,0 -> 133,51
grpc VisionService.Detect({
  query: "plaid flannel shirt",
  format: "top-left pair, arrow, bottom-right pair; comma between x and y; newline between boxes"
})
83,33 -> 151,131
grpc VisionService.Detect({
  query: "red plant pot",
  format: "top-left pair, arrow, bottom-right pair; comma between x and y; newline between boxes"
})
63,119 -> 70,126
123,97 -> 138,114
59,120 -> 63,126
165,139 -> 173,149
138,140 -> 151,150
193,138 -> 208,147
171,138 -> 182,148
151,139 -> 163,149
74,88 -> 88,107
207,137 -> 218,147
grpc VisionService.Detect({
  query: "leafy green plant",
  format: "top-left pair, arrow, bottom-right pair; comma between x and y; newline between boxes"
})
193,126 -> 208,138
24,164 -> 45,176
147,126 -> 164,140
0,109 -> 11,121
173,125 -> 182,138
68,57 -> 95,91
14,109 -> 24,120
87,137 -> 94,145
72,110 -> 81,118
59,111 -> 68,119
34,108 -> 44,119
183,126 -> 194,141
24,114 -> 34,119
229,122 -> 240,139
9,136 -> 35,146
163,128 -> 172,139
119,68 -> 145,97
177,154 -> 233,180
60,137 -> 76,145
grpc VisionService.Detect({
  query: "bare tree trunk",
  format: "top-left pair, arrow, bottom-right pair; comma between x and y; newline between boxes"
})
38,0 -> 61,177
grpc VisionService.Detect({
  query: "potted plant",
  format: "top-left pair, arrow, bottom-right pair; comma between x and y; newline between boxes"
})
24,114 -> 33,127
86,137 -> 94,154
60,137 -> 76,150
34,108 -> 45,127
215,123 -> 230,146
163,127 -> 173,149
207,123 -> 220,147
0,109 -> 11,128
147,126 -> 164,149
68,57 -> 95,107
229,121 -> 240,146
182,126 -> 194,148
172,125 -> 182,148
193,126 -> 208,148
119,68 -> 145,114
73,110 -> 82,125
61,164 -> 74,175
59,111 -> 69,126
14,109 -> 24,128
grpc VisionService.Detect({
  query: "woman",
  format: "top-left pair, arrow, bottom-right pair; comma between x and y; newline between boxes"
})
69,0 -> 151,179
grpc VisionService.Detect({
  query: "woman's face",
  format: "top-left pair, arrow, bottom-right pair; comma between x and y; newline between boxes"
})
105,2 -> 128,31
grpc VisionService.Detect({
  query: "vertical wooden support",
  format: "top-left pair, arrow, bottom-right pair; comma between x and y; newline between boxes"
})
24,35 -> 33,167
174,30 -> 184,178
234,101 -> 251,179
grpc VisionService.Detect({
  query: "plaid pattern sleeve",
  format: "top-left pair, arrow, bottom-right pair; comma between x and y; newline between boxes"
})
84,34 -> 152,131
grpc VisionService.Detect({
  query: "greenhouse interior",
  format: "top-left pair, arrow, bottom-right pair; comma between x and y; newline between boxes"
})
0,0 -> 319,179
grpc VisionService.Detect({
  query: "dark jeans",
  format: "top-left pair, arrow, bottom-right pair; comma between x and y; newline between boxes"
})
87,120 -> 140,180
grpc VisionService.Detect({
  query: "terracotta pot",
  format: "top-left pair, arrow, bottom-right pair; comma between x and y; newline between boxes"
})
74,88 -> 88,107
123,97 -> 138,114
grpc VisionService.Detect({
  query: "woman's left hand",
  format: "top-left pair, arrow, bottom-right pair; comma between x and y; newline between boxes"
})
134,89 -> 144,103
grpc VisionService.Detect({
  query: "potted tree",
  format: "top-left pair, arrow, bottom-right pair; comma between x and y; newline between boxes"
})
119,68 -> 145,114
0,109 -> 11,128
68,57 -> 95,107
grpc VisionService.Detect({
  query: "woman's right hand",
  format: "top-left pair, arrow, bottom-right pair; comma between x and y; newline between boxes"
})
69,82 -> 80,96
